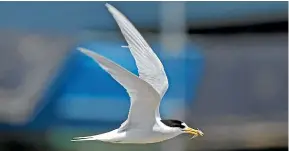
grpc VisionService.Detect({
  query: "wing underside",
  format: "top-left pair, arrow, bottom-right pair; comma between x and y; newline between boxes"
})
106,3 -> 169,98
78,48 -> 160,129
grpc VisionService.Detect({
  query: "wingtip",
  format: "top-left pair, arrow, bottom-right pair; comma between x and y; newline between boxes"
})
105,3 -> 117,13
76,47 -> 82,51
105,3 -> 111,8
105,3 -> 114,11
77,47 -> 104,60
77,47 -> 88,53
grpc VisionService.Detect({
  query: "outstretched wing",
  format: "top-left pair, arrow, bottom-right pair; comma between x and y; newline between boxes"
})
78,47 -> 160,129
106,3 -> 169,98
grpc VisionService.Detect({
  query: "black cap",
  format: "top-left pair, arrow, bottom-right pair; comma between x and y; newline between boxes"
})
160,119 -> 185,129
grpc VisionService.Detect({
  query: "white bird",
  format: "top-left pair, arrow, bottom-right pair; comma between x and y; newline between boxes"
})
71,3 -> 203,144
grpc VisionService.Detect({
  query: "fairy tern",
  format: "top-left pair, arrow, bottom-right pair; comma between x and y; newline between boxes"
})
71,3 -> 203,144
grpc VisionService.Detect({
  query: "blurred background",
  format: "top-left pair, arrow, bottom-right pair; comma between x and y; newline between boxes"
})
0,1 -> 287,151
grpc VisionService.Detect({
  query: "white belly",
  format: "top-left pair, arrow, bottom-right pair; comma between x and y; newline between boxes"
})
113,129 -> 179,144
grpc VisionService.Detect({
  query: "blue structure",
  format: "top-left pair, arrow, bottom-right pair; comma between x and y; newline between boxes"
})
52,40 -> 204,129
0,40 -> 203,130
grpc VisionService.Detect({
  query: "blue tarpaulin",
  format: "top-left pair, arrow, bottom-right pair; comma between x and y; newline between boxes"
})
0,40 -> 204,130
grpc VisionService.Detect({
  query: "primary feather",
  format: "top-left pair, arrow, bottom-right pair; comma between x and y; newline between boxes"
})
105,3 -> 169,98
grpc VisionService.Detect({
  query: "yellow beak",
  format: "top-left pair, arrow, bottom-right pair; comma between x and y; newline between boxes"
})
183,127 -> 204,137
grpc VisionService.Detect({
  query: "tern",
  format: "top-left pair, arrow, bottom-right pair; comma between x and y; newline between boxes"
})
71,3 -> 203,144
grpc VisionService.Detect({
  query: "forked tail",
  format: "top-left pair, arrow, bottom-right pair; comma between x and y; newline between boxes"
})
71,135 -> 97,142
71,130 -> 119,142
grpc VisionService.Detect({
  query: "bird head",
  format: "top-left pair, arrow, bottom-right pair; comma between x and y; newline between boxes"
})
160,119 -> 204,139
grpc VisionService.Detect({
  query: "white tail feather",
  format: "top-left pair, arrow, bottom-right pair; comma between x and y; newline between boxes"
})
71,129 -> 121,142
71,135 -> 97,142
